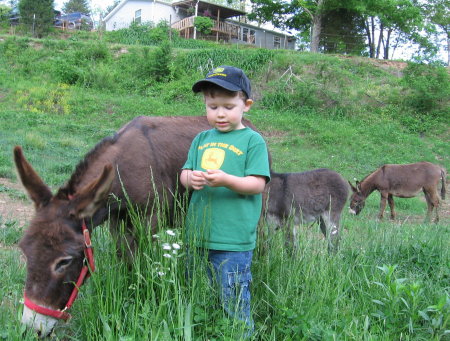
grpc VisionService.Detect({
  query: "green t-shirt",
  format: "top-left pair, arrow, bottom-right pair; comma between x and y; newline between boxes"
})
182,127 -> 270,251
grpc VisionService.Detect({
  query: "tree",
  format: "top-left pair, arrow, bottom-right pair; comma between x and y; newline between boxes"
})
105,0 -> 119,16
62,0 -> 90,14
356,0 -> 424,59
249,0 -> 326,53
249,0 -> 429,60
320,7 -> 366,55
422,0 -> 449,65
18,0 -> 54,37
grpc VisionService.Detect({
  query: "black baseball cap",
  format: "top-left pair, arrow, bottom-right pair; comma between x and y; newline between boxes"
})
192,65 -> 251,99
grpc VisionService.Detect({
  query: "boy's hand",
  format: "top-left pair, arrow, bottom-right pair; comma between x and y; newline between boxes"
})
190,170 -> 209,190
203,169 -> 228,187
205,169 -> 266,195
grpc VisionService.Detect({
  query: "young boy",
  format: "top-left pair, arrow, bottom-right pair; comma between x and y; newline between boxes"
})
180,66 -> 270,333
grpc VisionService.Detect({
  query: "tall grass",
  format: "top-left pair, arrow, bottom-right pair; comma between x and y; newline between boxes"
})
1,206 -> 447,340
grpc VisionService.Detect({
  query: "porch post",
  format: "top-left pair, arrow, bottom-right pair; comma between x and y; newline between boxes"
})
216,9 -> 220,42
193,0 -> 199,39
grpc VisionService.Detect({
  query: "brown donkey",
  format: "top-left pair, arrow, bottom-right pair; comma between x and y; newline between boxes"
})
349,162 -> 446,222
15,115 -> 262,337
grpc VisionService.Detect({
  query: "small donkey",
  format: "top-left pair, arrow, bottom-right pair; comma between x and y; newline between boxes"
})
264,168 -> 349,251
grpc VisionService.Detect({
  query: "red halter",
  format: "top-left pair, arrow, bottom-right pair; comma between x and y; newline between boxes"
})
23,219 -> 95,321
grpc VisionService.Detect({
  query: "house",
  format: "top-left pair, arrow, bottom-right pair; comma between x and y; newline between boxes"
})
103,0 -> 296,50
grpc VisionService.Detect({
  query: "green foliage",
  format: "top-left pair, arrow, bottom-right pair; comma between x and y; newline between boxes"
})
177,48 -> 275,77
146,41 -> 174,83
18,0 -> 54,37
0,4 -> 11,28
370,265 -> 449,337
401,62 -> 450,113
104,21 -> 179,46
15,83 -> 71,114
103,20 -> 215,49
104,21 -> 155,45
194,16 -> 214,35
62,0 -> 90,15
0,218 -> 22,245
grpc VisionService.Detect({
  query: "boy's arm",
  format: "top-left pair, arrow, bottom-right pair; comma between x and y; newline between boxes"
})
203,169 -> 266,195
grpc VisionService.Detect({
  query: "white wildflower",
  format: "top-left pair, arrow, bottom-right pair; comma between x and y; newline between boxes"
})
162,243 -> 172,250
152,234 -> 160,239
157,271 -> 165,276
172,243 -> 181,250
163,253 -> 172,258
166,230 -> 176,236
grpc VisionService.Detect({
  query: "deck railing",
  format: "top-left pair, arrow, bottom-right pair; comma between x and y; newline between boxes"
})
172,16 -> 240,39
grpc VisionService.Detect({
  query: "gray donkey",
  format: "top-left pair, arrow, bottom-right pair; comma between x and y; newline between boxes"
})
264,168 -> 349,251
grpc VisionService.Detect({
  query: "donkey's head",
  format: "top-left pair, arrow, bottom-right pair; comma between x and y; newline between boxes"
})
14,146 -> 114,337
348,181 -> 365,215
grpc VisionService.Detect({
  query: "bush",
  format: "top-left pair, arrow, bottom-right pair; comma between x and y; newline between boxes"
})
194,16 -> 214,35
401,62 -> 450,113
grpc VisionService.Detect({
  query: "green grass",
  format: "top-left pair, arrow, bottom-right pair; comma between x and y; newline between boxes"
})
0,33 -> 448,340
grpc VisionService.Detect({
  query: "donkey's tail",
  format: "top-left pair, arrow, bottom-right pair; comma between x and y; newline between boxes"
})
440,168 -> 447,200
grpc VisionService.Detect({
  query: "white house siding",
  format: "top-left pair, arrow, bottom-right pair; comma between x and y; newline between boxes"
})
105,0 -> 182,31
255,30 -> 296,50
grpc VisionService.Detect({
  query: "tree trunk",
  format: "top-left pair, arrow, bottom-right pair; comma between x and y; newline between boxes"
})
310,15 -> 322,52
309,0 -> 324,53
447,34 -> 449,66
384,28 -> 392,59
364,18 -> 374,58
376,22 -> 384,59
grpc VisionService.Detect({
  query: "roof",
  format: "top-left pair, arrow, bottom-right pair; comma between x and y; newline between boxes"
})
172,0 -> 246,19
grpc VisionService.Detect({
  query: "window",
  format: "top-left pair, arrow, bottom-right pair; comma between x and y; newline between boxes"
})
273,36 -> 281,49
243,28 -> 256,44
135,9 -> 142,24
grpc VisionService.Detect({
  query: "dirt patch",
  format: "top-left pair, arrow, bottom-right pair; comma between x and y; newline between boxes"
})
0,178 -> 34,227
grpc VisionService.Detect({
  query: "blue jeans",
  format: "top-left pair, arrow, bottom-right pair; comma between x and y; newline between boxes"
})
208,249 -> 253,331
187,249 -> 254,333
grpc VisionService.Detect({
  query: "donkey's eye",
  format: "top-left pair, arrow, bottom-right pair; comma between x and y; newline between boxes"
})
53,257 -> 73,273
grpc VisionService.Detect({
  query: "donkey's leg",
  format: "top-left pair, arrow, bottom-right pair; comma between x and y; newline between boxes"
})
378,192 -> 388,220
109,215 -> 137,265
423,188 -> 440,223
319,212 -> 339,253
388,194 -> 396,220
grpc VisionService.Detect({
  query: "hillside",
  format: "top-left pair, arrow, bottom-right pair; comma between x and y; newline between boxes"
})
0,33 -> 449,181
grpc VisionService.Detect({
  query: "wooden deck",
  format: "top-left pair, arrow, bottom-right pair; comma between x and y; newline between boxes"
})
172,16 -> 240,41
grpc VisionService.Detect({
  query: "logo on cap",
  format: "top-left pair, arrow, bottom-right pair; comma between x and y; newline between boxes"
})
207,67 -> 227,79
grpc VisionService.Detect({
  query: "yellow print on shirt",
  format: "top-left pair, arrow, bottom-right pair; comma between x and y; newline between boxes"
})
201,148 -> 225,170
198,143 -> 243,156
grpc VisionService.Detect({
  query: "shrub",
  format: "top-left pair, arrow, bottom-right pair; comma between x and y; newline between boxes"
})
147,41 -> 174,83
194,16 -> 214,35
401,62 -> 450,113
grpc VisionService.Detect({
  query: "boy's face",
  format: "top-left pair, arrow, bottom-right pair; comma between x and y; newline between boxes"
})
204,93 -> 253,133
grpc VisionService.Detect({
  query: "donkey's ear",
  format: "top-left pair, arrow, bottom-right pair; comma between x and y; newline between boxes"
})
70,164 -> 115,219
13,146 -> 53,209
348,180 -> 357,192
